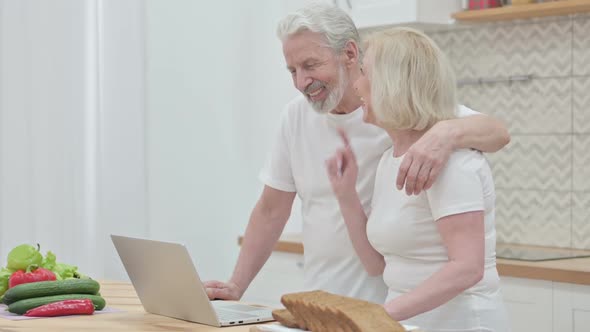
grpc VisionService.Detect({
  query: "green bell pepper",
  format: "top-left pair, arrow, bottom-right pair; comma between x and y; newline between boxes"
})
7,244 -> 43,271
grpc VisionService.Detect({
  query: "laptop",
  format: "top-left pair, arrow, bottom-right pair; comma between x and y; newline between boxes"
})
111,234 -> 275,327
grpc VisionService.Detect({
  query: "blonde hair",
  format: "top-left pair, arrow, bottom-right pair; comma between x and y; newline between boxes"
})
363,27 -> 457,131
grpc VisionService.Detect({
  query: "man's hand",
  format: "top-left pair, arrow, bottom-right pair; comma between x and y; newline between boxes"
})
326,128 -> 359,201
397,121 -> 455,195
203,280 -> 243,301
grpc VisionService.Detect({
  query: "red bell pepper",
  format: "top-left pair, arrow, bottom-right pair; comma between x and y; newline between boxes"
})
24,299 -> 95,317
8,267 -> 56,288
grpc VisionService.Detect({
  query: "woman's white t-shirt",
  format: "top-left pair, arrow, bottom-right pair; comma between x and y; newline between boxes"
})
259,95 -> 482,305
367,148 -> 510,331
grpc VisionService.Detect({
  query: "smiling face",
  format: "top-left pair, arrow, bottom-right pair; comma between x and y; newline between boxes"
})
353,47 -> 378,126
283,30 -> 349,114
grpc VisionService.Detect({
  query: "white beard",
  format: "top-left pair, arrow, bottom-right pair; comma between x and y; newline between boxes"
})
307,66 -> 348,114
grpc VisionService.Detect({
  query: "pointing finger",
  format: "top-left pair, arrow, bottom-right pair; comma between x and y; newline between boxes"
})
326,157 -> 339,180
336,127 -> 351,147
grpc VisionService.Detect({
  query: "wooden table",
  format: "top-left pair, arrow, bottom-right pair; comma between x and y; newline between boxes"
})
0,280 -> 263,331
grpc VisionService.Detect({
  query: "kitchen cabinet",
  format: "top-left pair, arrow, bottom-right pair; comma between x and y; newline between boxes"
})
553,282 -> 590,331
501,277 -> 553,332
502,277 -> 590,332
241,247 -> 590,331
332,0 -> 462,29
238,235 -> 590,331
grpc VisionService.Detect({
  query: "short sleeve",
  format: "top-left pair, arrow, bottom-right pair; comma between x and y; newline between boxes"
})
258,106 -> 297,192
426,150 -> 485,221
456,105 -> 481,118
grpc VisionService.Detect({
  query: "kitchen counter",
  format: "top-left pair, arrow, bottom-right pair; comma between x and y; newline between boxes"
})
0,281 -> 421,332
0,280 -> 265,331
239,233 -> 590,286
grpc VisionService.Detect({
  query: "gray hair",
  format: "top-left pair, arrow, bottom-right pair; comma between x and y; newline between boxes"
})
276,2 -> 360,55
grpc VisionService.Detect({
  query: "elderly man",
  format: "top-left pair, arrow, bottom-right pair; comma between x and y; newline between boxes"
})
205,3 -> 510,304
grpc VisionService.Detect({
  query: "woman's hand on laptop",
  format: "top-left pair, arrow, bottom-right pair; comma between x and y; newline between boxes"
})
203,280 -> 243,300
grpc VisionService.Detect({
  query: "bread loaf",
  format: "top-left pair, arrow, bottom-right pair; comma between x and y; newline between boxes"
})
271,308 -> 299,328
278,290 -> 405,332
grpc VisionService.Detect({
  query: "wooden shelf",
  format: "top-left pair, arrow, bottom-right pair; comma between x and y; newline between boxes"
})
452,0 -> 590,22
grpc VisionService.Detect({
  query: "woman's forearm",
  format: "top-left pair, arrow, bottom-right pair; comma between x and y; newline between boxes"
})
337,194 -> 385,276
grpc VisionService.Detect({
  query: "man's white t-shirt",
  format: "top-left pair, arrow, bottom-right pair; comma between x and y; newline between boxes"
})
260,95 -> 478,303
367,148 -> 509,331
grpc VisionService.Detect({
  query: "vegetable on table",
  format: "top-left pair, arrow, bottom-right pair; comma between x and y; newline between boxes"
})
40,251 -> 84,280
24,299 -> 95,317
0,243 -> 91,299
8,294 -> 106,315
0,267 -> 14,299
8,267 -> 56,288
7,244 -> 43,271
2,279 -> 100,305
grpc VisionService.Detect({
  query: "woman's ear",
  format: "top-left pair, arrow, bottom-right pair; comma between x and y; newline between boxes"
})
343,40 -> 360,67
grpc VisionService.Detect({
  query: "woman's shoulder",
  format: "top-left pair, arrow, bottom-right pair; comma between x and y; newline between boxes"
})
446,148 -> 489,172
378,147 -> 396,163
427,148 -> 494,200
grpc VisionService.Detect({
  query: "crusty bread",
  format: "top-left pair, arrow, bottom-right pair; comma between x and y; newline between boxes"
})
278,290 -> 405,332
281,291 -> 314,329
271,308 -> 299,328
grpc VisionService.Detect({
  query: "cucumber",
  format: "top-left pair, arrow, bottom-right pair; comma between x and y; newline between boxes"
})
2,279 -> 100,305
8,294 -> 106,315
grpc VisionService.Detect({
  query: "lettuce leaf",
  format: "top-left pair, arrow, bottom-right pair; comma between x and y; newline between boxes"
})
0,267 -> 14,298
40,251 -> 80,280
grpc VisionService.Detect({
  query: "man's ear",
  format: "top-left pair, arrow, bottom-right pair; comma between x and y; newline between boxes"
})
343,40 -> 360,67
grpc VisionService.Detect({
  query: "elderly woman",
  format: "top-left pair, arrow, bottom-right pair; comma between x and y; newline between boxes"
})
326,27 -> 510,331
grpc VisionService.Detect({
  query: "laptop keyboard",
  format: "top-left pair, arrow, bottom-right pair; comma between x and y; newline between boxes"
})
216,308 -> 257,321
219,303 -> 268,312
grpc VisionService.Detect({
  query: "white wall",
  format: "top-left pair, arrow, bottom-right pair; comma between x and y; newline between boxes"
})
234,0 -> 304,237
0,0 -> 101,274
97,0 -> 148,280
0,0 -> 148,280
0,0 -> 305,282
145,0 -> 300,282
